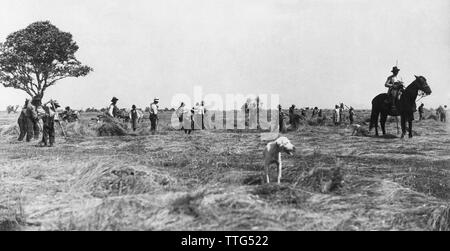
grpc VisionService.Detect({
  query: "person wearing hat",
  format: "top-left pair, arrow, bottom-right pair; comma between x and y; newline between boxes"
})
385,66 -> 404,107
108,97 -> 119,118
418,103 -> 425,120
333,105 -> 341,125
30,95 -> 44,140
288,105 -> 297,125
349,106 -> 355,125
149,98 -> 160,134
39,100 -> 60,147
18,99 -> 31,142
130,105 -> 139,132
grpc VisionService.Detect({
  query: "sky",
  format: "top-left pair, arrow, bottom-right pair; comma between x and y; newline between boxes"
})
0,0 -> 449,110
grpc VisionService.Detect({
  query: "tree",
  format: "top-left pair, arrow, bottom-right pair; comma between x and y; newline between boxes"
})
0,21 -> 93,98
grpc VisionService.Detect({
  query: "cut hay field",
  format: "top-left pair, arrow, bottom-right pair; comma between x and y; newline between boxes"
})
0,110 -> 449,231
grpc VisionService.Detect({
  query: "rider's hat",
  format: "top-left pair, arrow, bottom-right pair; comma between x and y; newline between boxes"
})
391,66 -> 400,73
111,97 -> 119,103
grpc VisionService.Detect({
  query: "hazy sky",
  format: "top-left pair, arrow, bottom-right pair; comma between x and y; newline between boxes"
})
0,0 -> 449,110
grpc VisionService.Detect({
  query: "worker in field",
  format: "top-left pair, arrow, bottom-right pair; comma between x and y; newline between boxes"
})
333,105 -> 341,125
149,97 -> 159,134
17,99 -> 30,142
130,105 -> 139,132
30,95 -> 43,140
418,103 -> 425,120
339,103 -> 345,122
311,107 -> 319,118
39,100 -> 60,147
442,105 -> 447,123
200,101 -> 207,130
349,107 -> 355,125
288,105 -> 296,124
108,97 -> 119,118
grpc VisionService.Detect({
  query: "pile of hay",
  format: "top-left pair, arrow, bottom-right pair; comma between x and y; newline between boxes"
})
296,166 -> 344,193
0,203 -> 25,231
0,124 -> 19,137
61,122 -> 97,137
72,162 -> 177,198
308,117 -> 327,126
427,114 -> 439,121
97,119 -> 127,136
428,205 -> 450,231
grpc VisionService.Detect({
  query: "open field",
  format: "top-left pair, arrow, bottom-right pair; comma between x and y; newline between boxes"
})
0,110 -> 449,231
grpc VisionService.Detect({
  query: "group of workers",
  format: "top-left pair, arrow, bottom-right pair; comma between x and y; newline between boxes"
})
107,97 -> 160,134
17,95 -> 60,147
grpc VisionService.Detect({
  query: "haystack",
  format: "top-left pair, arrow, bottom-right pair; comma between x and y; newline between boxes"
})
62,122 -> 97,137
72,162 -> 177,198
428,205 -> 450,231
97,119 -> 127,136
297,166 -> 344,193
0,204 -> 24,231
427,114 -> 439,121
0,124 -> 19,137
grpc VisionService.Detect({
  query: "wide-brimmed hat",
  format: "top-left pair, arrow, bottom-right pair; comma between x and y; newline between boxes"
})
391,66 -> 400,73
154,97 -> 160,102
111,97 -> 119,102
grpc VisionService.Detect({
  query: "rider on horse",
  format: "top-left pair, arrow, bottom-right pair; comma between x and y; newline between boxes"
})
385,66 -> 404,109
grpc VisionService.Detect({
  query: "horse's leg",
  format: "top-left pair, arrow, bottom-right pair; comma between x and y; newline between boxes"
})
400,115 -> 406,139
408,119 -> 413,138
373,111 -> 379,137
373,119 -> 379,137
396,116 -> 400,135
380,114 -> 387,135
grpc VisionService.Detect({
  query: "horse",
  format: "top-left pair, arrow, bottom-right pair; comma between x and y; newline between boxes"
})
369,75 -> 431,139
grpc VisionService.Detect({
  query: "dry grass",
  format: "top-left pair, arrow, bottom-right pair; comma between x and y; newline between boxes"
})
0,110 -> 449,231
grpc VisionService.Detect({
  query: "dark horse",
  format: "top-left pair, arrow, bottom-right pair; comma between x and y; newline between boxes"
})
369,76 -> 431,139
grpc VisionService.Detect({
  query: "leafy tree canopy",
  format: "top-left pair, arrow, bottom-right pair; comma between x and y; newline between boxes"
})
0,21 -> 93,97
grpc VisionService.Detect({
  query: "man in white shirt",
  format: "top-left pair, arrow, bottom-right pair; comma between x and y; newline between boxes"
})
39,100 -> 60,147
385,66 -> 404,107
150,97 -> 159,134
334,105 -> 341,125
108,97 -> 119,118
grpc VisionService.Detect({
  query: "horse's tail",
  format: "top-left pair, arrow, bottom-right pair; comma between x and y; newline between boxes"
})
369,103 -> 379,132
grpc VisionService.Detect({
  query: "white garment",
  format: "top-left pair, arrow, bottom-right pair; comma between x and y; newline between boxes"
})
44,104 -> 59,120
195,105 -> 205,115
385,75 -> 403,88
108,104 -> 115,117
334,109 -> 341,123
150,103 -> 158,115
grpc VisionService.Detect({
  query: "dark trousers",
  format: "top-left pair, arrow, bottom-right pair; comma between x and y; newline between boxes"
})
18,117 -> 30,141
20,118 -> 35,142
131,119 -> 137,131
42,119 -> 55,145
33,121 -> 40,139
150,115 -> 158,133
279,116 -> 284,132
